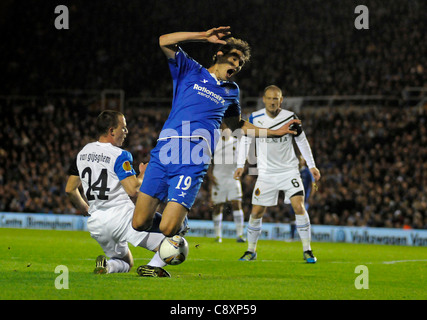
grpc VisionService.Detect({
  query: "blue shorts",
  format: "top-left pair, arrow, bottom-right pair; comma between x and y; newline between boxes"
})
139,139 -> 210,210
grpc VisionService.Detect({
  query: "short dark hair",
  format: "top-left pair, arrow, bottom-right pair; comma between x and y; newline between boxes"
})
96,110 -> 123,138
212,37 -> 251,66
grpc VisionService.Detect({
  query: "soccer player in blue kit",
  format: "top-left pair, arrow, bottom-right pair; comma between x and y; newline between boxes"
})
132,26 -> 301,238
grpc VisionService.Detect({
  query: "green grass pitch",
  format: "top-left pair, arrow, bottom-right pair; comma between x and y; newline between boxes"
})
0,228 -> 426,300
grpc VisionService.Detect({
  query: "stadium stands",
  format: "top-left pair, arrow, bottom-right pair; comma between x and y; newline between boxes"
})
0,99 -> 426,229
1,1 -> 426,229
1,1 -> 426,98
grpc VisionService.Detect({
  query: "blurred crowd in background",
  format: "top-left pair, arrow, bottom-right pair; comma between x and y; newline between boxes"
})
1,101 -> 426,229
1,0 -> 426,98
1,0 -> 426,229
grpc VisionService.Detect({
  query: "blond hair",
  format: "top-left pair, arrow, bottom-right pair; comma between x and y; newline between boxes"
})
263,85 -> 283,96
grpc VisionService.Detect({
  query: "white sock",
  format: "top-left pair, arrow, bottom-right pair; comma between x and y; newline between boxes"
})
233,209 -> 244,237
213,213 -> 223,238
107,258 -> 130,273
247,216 -> 262,252
148,251 -> 167,268
295,211 -> 312,252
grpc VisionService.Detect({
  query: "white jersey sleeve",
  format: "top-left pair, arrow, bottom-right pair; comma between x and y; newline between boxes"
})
294,131 -> 316,169
212,136 -> 239,177
248,108 -> 316,174
236,135 -> 252,168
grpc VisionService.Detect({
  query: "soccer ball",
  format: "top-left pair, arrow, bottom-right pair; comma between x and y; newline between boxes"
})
159,235 -> 189,265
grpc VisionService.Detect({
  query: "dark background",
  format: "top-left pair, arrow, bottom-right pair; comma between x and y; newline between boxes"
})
1,0 -> 425,98
0,0 -> 426,229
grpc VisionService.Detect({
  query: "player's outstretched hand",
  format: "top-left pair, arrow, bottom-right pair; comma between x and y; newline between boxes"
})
310,167 -> 321,182
139,162 -> 148,175
234,168 -> 244,180
205,26 -> 231,45
272,119 -> 301,136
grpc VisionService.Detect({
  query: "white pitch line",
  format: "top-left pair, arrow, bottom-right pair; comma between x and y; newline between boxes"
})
381,259 -> 427,264
79,258 -> 427,264
330,259 -> 427,264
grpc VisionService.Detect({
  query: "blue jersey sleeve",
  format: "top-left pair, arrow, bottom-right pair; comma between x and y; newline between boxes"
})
168,47 -> 202,81
223,83 -> 241,118
114,151 -> 136,181
301,166 -> 314,192
248,113 -> 254,124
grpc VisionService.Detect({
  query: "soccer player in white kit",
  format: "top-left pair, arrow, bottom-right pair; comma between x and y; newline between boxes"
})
65,110 -> 170,277
234,85 -> 321,263
208,123 -> 245,243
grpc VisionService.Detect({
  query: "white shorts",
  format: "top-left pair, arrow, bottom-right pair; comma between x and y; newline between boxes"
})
252,169 -> 304,207
87,202 -> 164,259
211,177 -> 242,204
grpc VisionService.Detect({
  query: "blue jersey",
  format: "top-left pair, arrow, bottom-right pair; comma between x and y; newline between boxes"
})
300,166 -> 314,201
159,47 -> 241,156
140,48 -> 241,209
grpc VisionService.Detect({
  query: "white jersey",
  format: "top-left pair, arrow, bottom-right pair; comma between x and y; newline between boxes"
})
212,135 -> 239,178
237,108 -> 315,175
73,141 -> 136,214
211,134 -> 242,204
69,141 -> 164,259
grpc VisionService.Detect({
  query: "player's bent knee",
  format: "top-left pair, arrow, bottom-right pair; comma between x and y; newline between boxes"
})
160,223 -> 179,237
160,227 -> 178,238
132,217 -> 152,232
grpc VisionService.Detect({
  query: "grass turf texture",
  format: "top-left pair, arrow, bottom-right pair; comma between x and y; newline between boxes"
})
0,228 -> 426,300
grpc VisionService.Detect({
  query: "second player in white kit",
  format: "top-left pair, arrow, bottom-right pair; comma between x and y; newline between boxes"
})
235,85 -> 321,263
209,123 -> 245,243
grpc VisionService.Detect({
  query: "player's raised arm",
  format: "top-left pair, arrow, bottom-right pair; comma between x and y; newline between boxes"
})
224,116 -> 301,137
159,26 -> 231,59
120,162 -> 148,198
